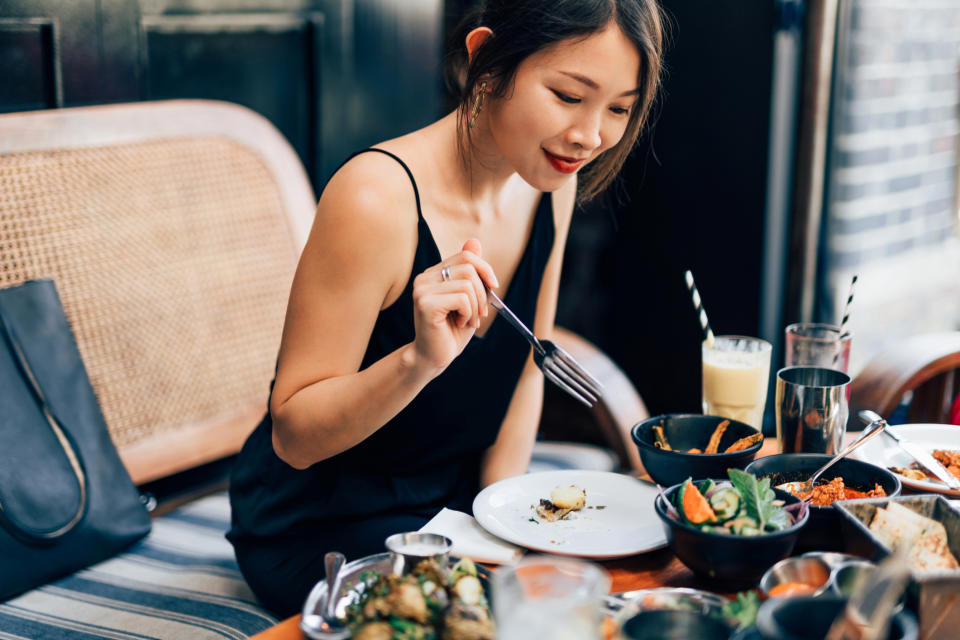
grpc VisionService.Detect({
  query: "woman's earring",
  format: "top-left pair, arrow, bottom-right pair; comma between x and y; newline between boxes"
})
468,81 -> 487,129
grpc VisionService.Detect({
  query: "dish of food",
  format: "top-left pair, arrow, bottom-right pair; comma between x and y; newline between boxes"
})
300,553 -> 493,640
663,469 -> 803,536
654,476 -> 810,588
631,414 -> 764,487
780,476 -> 886,507
652,418 -> 763,454
891,448 -> 960,482
472,470 -> 667,558
609,587 -> 760,631
868,502 -> 959,572
850,423 -> 960,496
534,484 -> 587,522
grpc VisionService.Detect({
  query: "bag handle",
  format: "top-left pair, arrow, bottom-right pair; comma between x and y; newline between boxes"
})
0,316 -> 88,542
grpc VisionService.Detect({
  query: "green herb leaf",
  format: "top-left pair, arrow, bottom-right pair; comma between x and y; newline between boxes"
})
765,506 -> 789,531
728,469 -> 765,528
728,469 -> 788,532
389,614 -> 415,630
720,590 -> 761,629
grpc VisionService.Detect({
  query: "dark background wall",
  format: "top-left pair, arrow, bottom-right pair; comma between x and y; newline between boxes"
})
0,0 -> 444,193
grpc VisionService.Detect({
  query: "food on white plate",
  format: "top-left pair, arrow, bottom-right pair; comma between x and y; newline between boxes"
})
868,502 -> 959,572
889,467 -> 928,482
889,449 -> 960,484
534,485 -> 586,522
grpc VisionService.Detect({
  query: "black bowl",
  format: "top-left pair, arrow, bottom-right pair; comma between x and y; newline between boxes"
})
620,609 -> 732,640
632,414 -> 763,487
756,595 -> 918,640
744,454 -> 901,551
654,480 -> 810,588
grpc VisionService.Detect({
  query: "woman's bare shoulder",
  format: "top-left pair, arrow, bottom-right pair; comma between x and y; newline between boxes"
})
301,150 -> 422,301
317,150 -> 421,229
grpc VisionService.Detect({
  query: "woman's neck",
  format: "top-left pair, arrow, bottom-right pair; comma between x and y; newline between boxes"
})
430,111 -> 520,222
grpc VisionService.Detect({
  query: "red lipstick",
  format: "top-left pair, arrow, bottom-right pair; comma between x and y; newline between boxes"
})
543,149 -> 584,174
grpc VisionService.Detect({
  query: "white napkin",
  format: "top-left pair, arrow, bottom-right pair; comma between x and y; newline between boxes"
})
420,508 -> 523,565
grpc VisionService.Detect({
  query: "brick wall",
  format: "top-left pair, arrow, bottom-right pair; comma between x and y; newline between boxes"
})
822,0 -> 960,375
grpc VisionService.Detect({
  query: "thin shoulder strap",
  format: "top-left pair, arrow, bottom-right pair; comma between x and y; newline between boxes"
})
336,148 -> 423,219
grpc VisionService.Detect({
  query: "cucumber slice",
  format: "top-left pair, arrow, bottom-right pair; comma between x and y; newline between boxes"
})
725,516 -> 760,536
708,487 -> 741,522
675,478 -> 692,523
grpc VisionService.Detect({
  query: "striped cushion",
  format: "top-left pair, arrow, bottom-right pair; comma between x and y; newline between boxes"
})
0,493 -> 277,639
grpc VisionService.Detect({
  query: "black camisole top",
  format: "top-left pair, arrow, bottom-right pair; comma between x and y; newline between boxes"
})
228,149 -> 556,543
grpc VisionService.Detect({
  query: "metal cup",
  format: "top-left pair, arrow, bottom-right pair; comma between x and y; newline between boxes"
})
384,532 -> 452,576
828,560 -> 905,614
775,366 -> 850,454
760,556 -> 832,598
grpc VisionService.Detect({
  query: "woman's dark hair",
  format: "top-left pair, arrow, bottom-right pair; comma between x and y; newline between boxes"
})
446,0 -> 666,202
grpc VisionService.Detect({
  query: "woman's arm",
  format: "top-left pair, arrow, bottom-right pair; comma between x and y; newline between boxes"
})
480,178 -> 577,486
270,154 -> 495,469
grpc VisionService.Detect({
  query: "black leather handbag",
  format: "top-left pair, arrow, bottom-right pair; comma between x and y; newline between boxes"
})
0,280 -> 151,601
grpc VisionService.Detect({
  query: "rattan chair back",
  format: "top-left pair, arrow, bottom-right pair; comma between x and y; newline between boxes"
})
0,100 -> 315,484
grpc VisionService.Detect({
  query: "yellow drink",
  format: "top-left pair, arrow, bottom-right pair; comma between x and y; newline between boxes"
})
702,336 -> 772,430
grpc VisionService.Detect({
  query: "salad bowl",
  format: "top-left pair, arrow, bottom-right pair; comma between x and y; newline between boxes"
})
654,471 -> 810,587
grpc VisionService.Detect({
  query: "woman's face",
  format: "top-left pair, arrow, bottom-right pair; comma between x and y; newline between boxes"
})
484,22 -> 641,191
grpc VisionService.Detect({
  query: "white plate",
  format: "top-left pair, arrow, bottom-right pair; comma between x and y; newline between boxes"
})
850,423 -> 960,497
472,470 -> 667,559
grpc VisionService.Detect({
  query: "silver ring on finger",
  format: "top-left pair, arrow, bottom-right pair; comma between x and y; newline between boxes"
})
440,266 -> 451,282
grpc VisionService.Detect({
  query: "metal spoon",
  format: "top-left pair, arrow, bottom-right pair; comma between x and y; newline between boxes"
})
300,551 -> 350,639
778,417 -> 887,495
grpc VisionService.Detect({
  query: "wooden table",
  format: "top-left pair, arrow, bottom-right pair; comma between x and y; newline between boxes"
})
247,438 -> 795,639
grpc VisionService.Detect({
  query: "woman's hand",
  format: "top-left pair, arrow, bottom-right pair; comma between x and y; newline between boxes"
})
411,238 -> 499,372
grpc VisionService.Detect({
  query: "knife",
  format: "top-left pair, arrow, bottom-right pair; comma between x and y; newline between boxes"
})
859,410 -> 960,490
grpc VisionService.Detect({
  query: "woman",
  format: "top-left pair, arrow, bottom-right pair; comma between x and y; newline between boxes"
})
228,0 -> 664,617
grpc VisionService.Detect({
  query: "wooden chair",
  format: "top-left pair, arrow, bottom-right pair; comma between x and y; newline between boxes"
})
850,331 -> 960,425
0,99 -> 314,489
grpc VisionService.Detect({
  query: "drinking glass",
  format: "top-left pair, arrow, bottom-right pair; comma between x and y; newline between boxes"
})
784,323 -> 852,373
776,366 -> 850,454
491,555 -> 610,640
701,336 -> 772,430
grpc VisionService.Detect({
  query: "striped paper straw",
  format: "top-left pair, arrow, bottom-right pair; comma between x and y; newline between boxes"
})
837,274 -> 858,339
684,270 -> 715,348
832,274 -> 858,367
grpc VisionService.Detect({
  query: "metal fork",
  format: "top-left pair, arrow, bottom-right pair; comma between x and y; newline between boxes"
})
486,287 -> 603,407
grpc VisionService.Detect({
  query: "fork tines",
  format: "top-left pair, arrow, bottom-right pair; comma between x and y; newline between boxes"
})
544,346 -> 604,408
